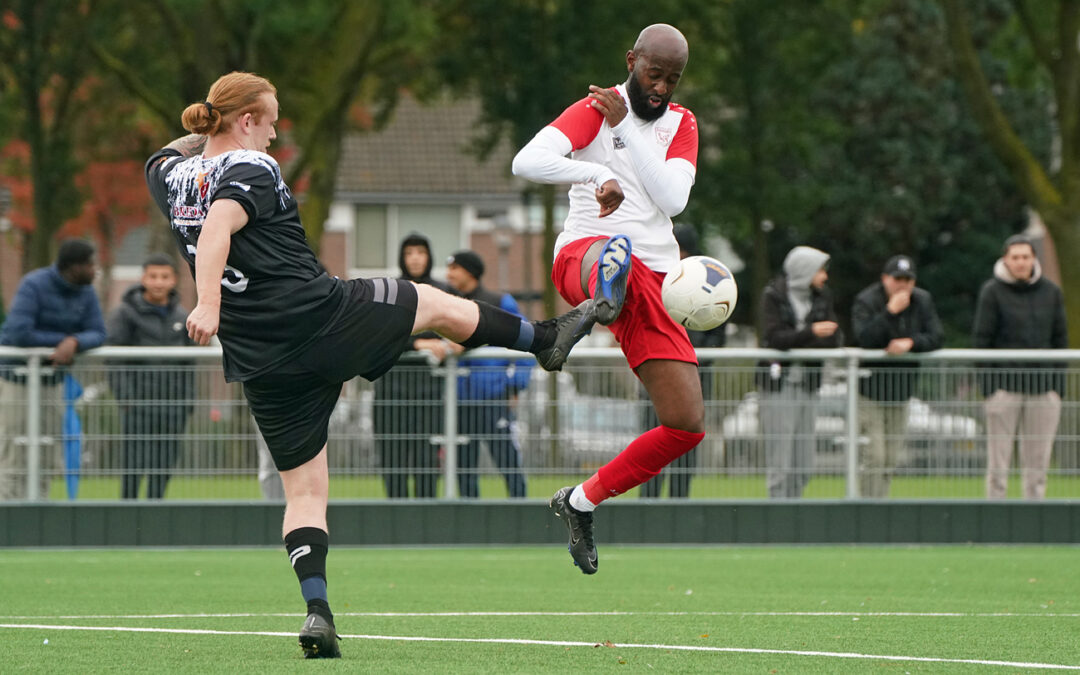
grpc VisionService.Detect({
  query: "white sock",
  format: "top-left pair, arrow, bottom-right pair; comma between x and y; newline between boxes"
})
569,485 -> 596,512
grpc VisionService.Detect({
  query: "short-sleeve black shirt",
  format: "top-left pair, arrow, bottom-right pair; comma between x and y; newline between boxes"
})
145,148 -> 346,381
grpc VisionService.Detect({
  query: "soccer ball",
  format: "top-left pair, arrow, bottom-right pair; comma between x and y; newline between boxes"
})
661,255 -> 738,331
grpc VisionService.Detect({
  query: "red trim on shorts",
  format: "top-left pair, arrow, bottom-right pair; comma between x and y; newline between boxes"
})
551,236 -> 697,370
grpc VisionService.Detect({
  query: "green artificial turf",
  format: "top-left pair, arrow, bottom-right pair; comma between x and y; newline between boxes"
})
1,546 -> 1077,672
47,472 -> 1080,500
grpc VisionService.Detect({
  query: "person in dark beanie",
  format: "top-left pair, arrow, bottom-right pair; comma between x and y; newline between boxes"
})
973,234 -> 1067,500
852,254 -> 943,498
446,249 -> 530,498
107,253 -> 195,499
373,233 -> 462,499
0,238 -> 106,500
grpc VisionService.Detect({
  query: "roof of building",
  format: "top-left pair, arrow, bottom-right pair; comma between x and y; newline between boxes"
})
335,94 -> 522,199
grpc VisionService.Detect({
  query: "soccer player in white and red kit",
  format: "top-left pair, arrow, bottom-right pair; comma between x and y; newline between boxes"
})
513,24 -> 704,574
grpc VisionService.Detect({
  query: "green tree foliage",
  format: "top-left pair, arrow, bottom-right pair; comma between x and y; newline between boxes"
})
943,0 -> 1080,345
0,2 -> 94,270
682,0 -> 1046,344
433,0 -> 695,315
89,0 -> 445,248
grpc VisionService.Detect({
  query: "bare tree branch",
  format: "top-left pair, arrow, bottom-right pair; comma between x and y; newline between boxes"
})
941,0 -> 1062,218
88,40 -> 176,128
1054,0 -> 1080,184
1011,0 -> 1056,70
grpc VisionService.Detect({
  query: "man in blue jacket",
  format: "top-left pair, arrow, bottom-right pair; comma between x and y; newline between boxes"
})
446,250 -> 530,498
0,239 -> 106,500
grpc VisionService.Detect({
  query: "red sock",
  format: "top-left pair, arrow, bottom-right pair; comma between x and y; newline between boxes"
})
583,426 -> 705,504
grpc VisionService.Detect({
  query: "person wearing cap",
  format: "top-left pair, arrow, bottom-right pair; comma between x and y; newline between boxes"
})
445,250 -> 530,498
757,245 -> 843,499
973,234 -> 1067,500
852,255 -> 943,498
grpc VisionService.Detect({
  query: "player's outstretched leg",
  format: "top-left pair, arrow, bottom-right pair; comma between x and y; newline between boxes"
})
298,611 -> 341,659
415,284 -> 596,372
533,300 -> 597,372
593,234 -> 632,326
549,486 -> 598,574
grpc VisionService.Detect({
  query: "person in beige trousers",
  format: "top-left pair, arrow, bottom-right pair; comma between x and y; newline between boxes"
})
973,235 -> 1067,500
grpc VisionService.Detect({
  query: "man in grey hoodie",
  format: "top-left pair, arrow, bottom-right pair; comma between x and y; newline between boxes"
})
973,234 -> 1067,500
757,246 -> 842,498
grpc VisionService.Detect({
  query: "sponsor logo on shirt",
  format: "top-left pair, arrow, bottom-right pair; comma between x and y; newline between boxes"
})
229,181 -> 251,192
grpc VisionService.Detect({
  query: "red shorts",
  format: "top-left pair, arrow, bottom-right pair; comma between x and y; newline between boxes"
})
552,236 -> 697,370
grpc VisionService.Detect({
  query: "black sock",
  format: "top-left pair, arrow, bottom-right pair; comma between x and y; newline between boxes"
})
284,527 -> 332,621
461,300 -> 551,352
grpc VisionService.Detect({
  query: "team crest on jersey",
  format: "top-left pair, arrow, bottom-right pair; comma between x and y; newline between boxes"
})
612,136 -> 625,150
655,126 -> 674,146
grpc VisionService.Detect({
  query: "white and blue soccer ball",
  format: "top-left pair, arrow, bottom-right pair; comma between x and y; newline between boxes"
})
661,255 -> 738,331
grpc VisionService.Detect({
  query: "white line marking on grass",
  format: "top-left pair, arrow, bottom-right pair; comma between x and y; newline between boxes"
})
1,610 -> 1078,619
1,623 -> 1078,670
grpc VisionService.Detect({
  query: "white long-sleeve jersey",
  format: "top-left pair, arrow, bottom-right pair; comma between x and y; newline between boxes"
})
512,83 -> 699,273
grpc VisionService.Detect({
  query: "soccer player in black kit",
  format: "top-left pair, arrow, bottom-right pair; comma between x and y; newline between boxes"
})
146,72 -> 595,659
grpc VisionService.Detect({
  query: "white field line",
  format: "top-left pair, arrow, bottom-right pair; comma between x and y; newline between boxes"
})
0,610 -> 1078,620
0,622 -> 1077,670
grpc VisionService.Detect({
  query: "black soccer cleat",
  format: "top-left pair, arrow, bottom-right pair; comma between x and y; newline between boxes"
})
550,486 -> 598,574
533,300 -> 597,372
298,611 -> 341,659
593,234 -> 632,326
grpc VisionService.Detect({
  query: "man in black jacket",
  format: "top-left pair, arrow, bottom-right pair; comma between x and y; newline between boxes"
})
372,233 -> 463,498
852,255 -> 943,498
973,235 -> 1067,500
107,254 -> 195,499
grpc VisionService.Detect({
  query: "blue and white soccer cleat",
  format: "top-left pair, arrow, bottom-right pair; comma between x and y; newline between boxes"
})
593,234 -> 632,325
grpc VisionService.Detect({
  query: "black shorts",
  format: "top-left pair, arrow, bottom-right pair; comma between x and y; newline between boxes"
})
243,277 -> 417,471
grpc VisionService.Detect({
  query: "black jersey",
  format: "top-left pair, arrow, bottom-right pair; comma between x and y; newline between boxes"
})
145,148 -> 347,382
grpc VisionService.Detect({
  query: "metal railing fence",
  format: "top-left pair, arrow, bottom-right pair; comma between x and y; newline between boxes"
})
1,346 -> 1078,501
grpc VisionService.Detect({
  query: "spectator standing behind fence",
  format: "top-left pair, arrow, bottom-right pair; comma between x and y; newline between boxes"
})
445,250 -> 530,498
640,224 -> 724,498
852,255 -> 943,498
106,254 -> 195,499
373,233 -> 463,499
0,239 -> 105,500
757,246 -> 842,499
973,235 -> 1067,500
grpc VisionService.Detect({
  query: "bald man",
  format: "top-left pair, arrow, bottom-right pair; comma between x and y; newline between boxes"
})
513,24 -> 703,575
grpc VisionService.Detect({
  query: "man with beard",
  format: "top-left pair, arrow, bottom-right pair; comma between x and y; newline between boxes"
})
513,24 -> 703,575
0,239 -> 106,500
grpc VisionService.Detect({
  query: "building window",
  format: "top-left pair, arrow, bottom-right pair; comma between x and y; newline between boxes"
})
396,205 -> 461,262
353,205 -> 388,269
352,203 -> 463,273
